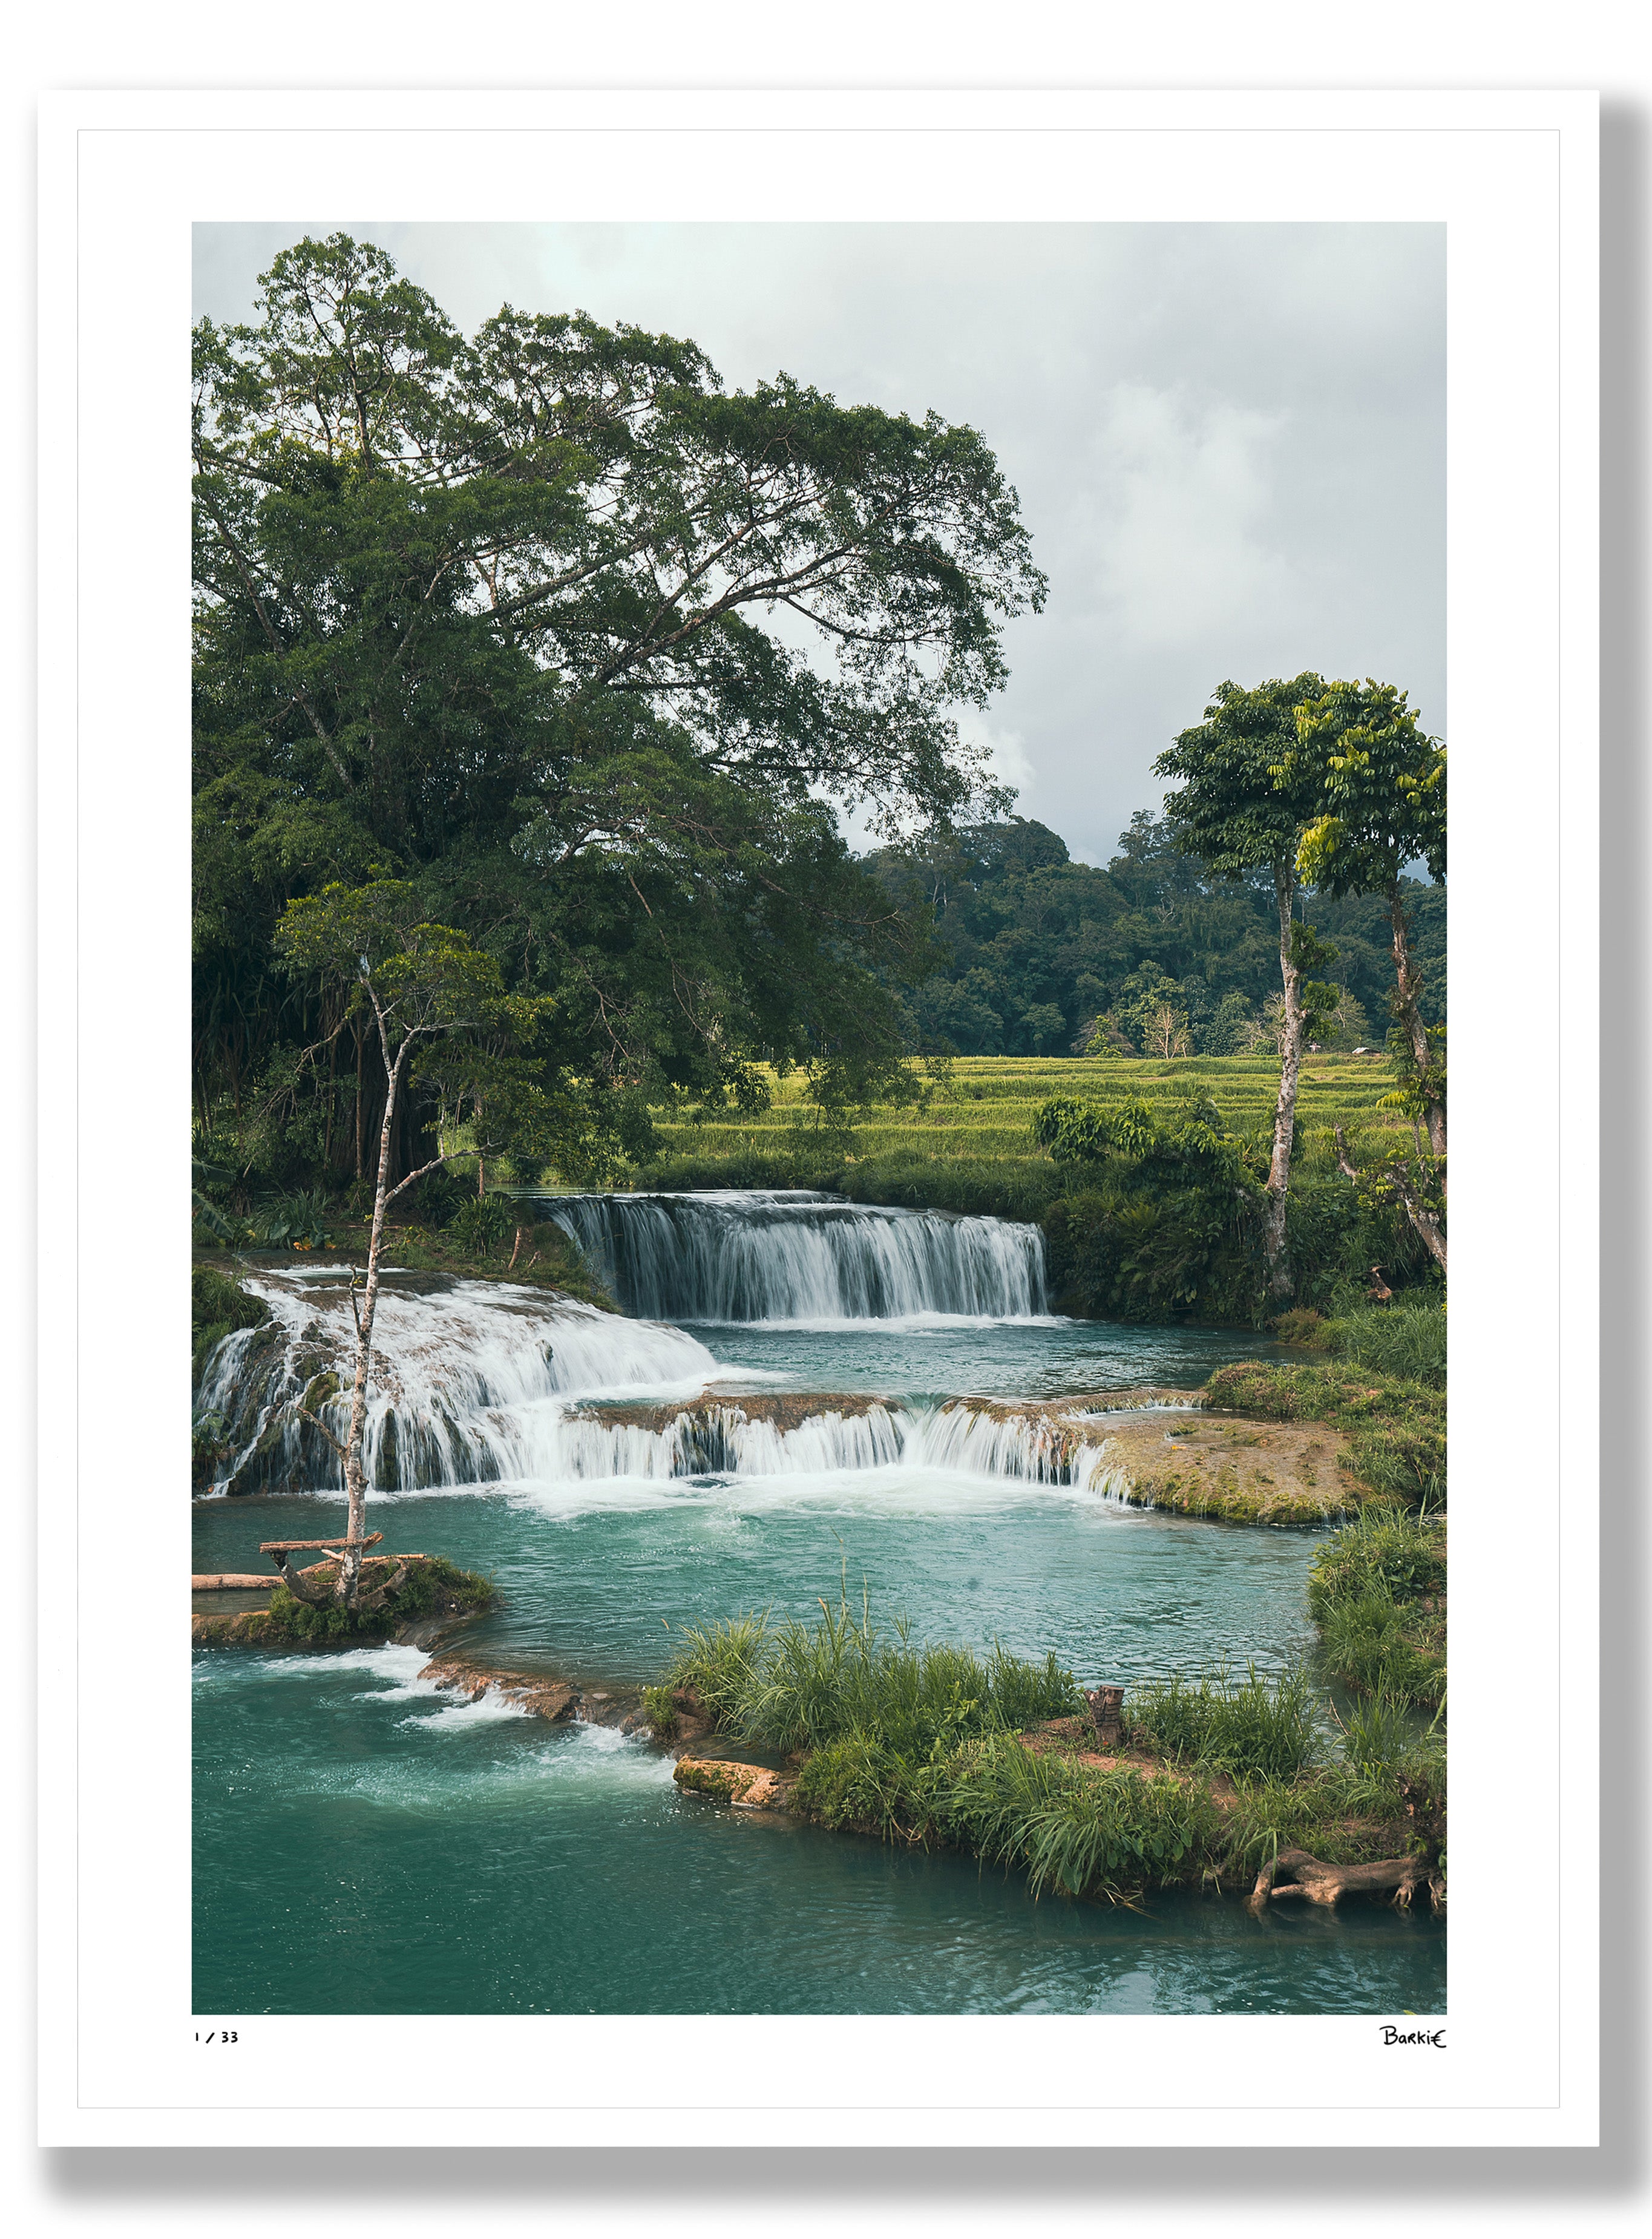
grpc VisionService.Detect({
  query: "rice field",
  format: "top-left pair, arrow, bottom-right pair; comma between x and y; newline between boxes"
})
651,1054 -> 1420,1172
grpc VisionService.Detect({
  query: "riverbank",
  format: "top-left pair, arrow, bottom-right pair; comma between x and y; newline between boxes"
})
651,1610 -> 1444,1913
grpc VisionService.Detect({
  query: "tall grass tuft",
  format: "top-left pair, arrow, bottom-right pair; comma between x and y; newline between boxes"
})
928,1733 -> 1222,1900
1318,1595 -> 1446,1708
667,1613 -> 770,1726
1324,1302 -> 1446,1388
1307,1506 -> 1446,1617
1125,1664 -> 1319,1782
1308,1506 -> 1447,1709
665,1595 -> 1081,1759
1337,1687 -> 1418,1771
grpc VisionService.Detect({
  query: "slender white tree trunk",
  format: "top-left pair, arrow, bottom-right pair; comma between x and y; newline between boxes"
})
1262,866 -> 1306,1302
1389,887 -> 1447,1171
336,1026 -> 405,1605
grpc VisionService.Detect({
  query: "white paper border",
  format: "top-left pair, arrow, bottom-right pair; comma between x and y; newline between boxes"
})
36,88 -> 1600,2149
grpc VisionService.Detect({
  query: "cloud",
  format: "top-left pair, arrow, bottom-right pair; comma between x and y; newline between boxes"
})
193,221 -> 1444,873
1084,382 -> 1299,652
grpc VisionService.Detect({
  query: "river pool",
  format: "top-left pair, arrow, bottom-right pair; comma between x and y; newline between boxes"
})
192,1211 -> 1444,2017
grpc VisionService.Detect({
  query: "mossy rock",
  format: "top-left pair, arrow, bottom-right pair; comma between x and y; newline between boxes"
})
672,1756 -> 784,1807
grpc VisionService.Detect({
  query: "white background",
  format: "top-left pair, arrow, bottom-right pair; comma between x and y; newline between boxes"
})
6,5 -> 1645,2234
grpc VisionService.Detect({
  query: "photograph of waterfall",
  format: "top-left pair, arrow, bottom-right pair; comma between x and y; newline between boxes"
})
186,212 -> 1454,2025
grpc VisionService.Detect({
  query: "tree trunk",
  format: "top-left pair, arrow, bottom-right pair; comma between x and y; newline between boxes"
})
1262,865 -> 1305,1301
1389,885 -> 1446,1168
337,1032 -> 405,1607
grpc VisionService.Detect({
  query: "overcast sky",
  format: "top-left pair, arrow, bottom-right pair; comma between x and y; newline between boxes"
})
195,221 -> 1444,873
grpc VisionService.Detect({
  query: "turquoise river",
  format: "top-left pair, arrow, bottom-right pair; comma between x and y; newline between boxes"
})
191,1191 -> 1446,2016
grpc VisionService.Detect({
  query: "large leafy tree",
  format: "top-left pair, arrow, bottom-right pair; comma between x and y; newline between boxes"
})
193,235 -> 1046,1176
1153,675 -> 1334,1300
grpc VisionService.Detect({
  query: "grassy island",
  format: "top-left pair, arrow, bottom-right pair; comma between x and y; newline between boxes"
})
649,1596 -> 1444,1913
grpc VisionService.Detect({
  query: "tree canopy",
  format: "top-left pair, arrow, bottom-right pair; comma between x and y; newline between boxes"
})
869,810 -> 1441,1060
194,233 -> 1046,1185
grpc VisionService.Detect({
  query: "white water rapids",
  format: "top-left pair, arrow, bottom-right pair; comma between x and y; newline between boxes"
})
193,1192 -> 1148,1501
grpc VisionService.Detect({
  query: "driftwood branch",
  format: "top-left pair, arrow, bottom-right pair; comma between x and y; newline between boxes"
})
1248,1846 -> 1435,1912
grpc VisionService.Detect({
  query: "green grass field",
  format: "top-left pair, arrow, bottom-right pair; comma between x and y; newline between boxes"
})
649,1054 -> 1419,1175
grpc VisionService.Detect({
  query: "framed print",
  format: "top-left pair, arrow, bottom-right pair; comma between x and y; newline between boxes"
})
36,87 -> 1599,2148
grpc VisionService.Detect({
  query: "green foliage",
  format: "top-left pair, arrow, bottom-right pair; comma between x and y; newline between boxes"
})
1202,1360 -> 1446,1503
1323,1302 -> 1447,1387
658,1605 -> 1437,1901
246,1186 -> 336,1249
792,1731 -> 920,1835
1307,1506 -> 1447,1616
1337,1687 -> 1423,1769
194,233 -> 1044,1165
191,1264 -> 270,1383
259,1554 -> 492,1642
665,1595 -> 1080,1763
1124,1664 -> 1319,1782
1030,1089 -> 1278,1321
870,810 -> 1434,1063
1293,683 -> 1447,897
1309,1507 -> 1447,1710
1320,1599 -> 1446,1708
666,1614 -> 772,1729
928,1734 -> 1224,1900
1154,674 -> 1331,886
446,1193 -> 519,1253
640,1684 -> 679,1740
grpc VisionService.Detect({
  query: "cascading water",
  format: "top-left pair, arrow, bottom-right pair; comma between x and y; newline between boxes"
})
192,1199 -> 1191,1503
195,1267 -> 721,1498
540,1188 -> 1049,1323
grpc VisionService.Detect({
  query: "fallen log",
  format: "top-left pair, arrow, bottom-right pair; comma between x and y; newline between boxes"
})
191,1574 -> 275,1592
1249,1846 -> 1428,1910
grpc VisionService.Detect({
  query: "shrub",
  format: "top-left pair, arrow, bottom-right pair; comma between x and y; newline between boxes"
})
1271,1307 -> 1329,1346
246,1187 -> 335,1250
447,1193 -> 519,1254
258,1556 -> 493,1643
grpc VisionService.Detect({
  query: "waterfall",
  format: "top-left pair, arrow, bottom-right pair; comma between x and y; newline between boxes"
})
195,1267 -> 720,1498
193,1260 -> 1144,1500
542,1189 -> 1049,1323
543,1401 -> 908,1481
903,1403 -> 1118,1490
